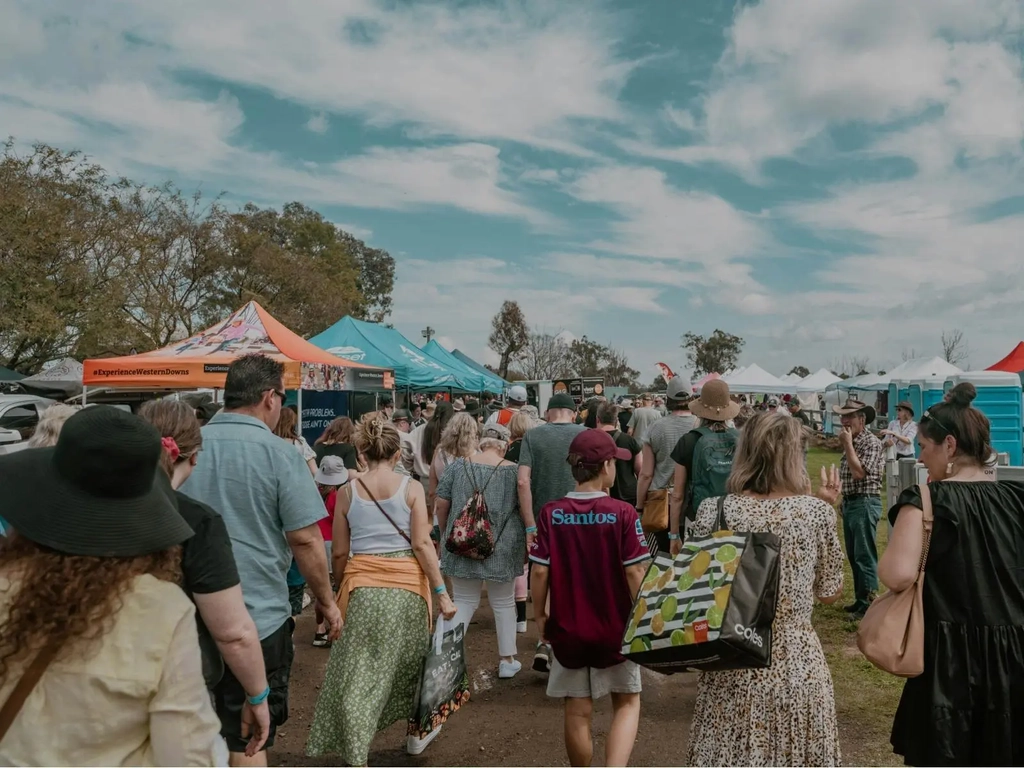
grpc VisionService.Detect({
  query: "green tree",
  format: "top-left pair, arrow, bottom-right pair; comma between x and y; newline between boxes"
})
521,330 -> 572,380
488,300 -> 530,379
565,335 -> 640,388
682,330 -> 745,377
788,365 -> 811,378
0,141 -> 129,372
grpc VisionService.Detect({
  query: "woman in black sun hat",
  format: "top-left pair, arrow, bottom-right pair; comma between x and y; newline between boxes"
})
0,406 -> 227,765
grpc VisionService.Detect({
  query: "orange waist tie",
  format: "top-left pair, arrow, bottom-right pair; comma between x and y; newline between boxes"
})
337,554 -> 433,631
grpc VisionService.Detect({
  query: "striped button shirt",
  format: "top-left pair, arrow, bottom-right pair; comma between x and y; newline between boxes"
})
840,429 -> 884,497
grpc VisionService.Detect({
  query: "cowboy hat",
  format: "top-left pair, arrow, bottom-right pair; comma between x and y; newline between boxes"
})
832,397 -> 877,424
896,400 -> 915,417
689,379 -> 741,422
0,406 -> 194,557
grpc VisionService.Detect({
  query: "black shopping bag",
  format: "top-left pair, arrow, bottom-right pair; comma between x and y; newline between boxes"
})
408,619 -> 471,739
622,495 -> 781,673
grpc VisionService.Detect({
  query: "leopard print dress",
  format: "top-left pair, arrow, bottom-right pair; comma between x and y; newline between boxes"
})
685,493 -> 845,767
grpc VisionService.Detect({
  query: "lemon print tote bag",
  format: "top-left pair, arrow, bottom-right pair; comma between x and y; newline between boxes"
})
621,495 -> 781,673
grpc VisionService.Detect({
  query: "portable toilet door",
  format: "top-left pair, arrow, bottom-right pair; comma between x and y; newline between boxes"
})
908,379 -> 939,424
887,381 -> 900,419
944,371 -> 1023,466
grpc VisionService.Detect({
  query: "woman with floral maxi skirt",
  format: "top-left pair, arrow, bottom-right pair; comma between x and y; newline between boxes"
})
306,414 -> 456,765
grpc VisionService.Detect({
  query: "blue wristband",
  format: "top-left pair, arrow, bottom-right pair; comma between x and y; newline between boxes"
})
433,584 -> 446,595
247,686 -> 270,706
525,526 -> 537,534
667,533 -> 680,541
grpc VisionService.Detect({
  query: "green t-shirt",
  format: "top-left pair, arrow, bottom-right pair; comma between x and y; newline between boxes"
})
518,421 -> 588,515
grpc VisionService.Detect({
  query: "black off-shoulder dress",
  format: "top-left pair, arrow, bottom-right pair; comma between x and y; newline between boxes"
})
888,481 -> 1024,766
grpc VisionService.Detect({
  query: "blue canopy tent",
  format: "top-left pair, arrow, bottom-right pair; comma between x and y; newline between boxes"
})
423,340 -> 503,394
452,349 -> 510,389
308,316 -> 473,390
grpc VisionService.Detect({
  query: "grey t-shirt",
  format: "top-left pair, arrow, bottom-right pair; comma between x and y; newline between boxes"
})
519,421 -> 588,515
643,413 -> 699,490
627,407 -> 662,443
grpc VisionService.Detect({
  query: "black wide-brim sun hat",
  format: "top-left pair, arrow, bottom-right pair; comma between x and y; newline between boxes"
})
0,406 -> 194,557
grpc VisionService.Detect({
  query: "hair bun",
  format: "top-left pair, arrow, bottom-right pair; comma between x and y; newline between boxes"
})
945,382 -> 977,407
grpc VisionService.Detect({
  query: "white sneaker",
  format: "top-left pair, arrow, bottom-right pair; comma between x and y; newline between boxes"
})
406,725 -> 442,755
516,621 -> 528,633
498,659 -> 522,679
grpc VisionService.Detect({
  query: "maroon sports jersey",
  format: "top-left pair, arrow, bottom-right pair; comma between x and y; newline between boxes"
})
530,492 -> 650,669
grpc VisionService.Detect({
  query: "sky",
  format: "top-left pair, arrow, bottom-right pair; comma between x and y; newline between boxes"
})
3,0 -> 1024,382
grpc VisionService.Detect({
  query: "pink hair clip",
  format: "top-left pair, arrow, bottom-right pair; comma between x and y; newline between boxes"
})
161,436 -> 181,462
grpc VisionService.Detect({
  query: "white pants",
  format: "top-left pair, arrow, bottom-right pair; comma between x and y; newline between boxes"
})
449,577 -> 518,658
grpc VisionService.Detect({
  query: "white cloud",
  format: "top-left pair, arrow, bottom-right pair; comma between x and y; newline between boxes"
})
332,222 -> 373,240
633,0 -> 1024,177
306,112 -> 329,134
40,0 -> 634,153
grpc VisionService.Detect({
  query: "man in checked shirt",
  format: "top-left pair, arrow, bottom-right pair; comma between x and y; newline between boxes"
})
832,398 -> 885,618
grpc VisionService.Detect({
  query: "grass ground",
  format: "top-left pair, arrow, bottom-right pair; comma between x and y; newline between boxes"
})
806,447 -> 903,766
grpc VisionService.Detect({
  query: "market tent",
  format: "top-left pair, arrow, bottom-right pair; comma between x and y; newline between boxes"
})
0,366 -> 24,381
19,358 -> 84,399
721,363 -> 789,394
453,348 -> 510,388
309,316 -> 468,390
84,302 -> 392,391
423,340 -> 503,393
987,342 -> 1024,382
780,372 -> 803,384
692,372 -> 721,392
795,368 -> 842,393
830,356 -> 961,392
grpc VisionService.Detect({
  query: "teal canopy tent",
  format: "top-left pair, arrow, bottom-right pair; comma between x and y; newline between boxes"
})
452,349 -> 510,389
0,366 -> 24,381
308,317 -> 473,390
422,340 -> 504,394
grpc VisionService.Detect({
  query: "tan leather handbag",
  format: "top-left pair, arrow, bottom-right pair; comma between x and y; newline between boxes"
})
857,482 -> 934,677
641,489 -> 669,534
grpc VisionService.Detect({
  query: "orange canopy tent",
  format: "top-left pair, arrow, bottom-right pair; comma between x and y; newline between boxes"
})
83,301 -> 394,393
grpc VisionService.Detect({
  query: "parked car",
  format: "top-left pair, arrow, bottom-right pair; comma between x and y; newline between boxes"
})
0,394 -> 57,444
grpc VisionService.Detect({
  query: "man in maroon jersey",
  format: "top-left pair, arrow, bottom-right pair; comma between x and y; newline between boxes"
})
530,428 -> 650,767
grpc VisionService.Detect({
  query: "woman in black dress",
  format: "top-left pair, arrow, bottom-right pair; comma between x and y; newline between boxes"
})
314,416 -> 360,470
881,382 -> 1024,766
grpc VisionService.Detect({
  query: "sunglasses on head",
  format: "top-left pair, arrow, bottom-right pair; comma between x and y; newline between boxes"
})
921,407 -> 954,436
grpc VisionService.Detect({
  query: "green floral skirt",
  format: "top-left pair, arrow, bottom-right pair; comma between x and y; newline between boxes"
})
306,561 -> 429,765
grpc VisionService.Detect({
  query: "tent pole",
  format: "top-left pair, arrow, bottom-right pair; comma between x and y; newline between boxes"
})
297,388 -> 303,434
82,385 -> 88,406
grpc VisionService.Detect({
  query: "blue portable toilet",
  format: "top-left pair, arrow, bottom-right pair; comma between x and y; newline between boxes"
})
909,378 -> 945,423
943,372 -> 1023,466
888,380 -> 911,419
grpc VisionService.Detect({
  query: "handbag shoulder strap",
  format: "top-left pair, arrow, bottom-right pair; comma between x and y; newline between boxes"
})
714,494 -> 728,531
917,483 -> 935,574
356,479 -> 412,546
0,643 -> 59,742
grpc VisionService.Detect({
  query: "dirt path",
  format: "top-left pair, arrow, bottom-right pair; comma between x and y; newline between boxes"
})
271,595 -> 895,766
270,596 -> 697,767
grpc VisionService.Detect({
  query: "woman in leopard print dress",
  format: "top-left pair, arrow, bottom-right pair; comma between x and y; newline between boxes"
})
686,412 -> 845,767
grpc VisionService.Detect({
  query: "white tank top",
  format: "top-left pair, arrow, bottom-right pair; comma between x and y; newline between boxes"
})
348,475 -> 414,554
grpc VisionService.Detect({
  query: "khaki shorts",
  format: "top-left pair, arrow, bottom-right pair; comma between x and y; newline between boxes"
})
546,656 -> 642,700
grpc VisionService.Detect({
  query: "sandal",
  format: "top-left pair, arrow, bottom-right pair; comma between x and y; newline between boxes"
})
312,631 -> 331,648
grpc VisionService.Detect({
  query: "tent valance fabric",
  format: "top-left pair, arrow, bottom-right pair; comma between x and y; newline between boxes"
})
83,302 -> 392,391
422,340 -> 504,394
452,349 -> 510,389
19,358 -> 84,398
828,356 -> 962,392
721,363 -> 789,394
309,316 -> 467,390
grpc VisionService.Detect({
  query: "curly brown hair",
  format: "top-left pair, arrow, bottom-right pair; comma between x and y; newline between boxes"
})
315,416 -> 356,446
0,534 -> 182,677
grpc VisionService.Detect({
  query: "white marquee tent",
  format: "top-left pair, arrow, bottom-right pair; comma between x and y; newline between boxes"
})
721,363 -> 789,394
829,356 -> 962,392
795,368 -> 842,393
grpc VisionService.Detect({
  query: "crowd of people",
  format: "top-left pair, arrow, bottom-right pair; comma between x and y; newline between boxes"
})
0,354 -> 1021,767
